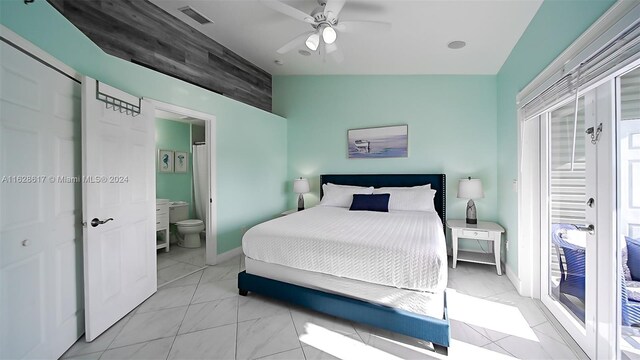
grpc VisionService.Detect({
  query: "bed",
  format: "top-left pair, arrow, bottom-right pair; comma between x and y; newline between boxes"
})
238,174 -> 450,354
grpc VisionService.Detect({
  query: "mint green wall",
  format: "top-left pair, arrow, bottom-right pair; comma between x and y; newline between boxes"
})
0,1 -> 288,254
274,75 -> 498,251
496,0 -> 615,276
155,119 -> 194,218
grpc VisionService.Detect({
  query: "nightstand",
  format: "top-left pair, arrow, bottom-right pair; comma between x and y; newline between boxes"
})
446,219 -> 505,275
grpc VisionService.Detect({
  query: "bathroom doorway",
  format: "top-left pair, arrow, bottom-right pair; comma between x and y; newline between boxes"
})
150,101 -> 217,287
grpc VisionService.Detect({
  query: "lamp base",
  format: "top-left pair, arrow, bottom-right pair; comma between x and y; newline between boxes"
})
297,193 -> 305,211
465,199 -> 477,224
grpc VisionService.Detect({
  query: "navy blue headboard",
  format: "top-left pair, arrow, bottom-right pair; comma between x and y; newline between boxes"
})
320,174 -> 446,225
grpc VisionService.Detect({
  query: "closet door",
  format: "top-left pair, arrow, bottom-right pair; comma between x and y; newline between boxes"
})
0,41 -> 82,359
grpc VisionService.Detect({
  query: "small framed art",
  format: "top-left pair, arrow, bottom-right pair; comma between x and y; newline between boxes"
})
174,151 -> 188,173
158,150 -> 174,173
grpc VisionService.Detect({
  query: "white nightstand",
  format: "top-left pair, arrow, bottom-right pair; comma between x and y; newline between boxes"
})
447,219 -> 505,275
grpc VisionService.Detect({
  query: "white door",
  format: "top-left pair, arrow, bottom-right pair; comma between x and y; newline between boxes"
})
82,77 -> 156,341
540,82 -> 613,357
0,41 -> 82,359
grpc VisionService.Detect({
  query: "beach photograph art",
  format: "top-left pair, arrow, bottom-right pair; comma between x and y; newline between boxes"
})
347,125 -> 408,159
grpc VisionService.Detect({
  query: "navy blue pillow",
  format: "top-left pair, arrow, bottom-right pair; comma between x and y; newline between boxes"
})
349,194 -> 390,212
627,237 -> 640,281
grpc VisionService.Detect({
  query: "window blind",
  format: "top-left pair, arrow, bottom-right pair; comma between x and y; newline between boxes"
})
521,19 -> 640,120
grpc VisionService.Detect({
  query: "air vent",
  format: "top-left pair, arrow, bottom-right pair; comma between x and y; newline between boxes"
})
178,6 -> 213,25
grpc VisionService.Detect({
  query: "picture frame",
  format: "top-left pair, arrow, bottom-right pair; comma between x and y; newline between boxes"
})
158,149 -> 174,173
347,125 -> 408,159
174,151 -> 188,173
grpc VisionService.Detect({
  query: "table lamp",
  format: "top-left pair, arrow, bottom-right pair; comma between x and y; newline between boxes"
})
293,177 -> 310,211
457,177 -> 484,224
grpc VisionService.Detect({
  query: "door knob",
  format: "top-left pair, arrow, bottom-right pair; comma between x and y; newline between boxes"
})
576,224 -> 595,235
91,217 -> 114,227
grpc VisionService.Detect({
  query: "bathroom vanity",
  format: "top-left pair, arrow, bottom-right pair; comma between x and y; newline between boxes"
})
156,199 -> 170,252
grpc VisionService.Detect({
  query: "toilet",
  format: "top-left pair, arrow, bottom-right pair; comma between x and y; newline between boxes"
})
169,201 -> 204,248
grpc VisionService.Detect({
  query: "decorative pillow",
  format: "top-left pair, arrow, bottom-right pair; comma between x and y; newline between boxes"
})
627,281 -> 640,302
626,237 -> 640,281
372,186 -> 436,212
623,239 -> 632,281
349,194 -> 390,212
319,183 -> 374,208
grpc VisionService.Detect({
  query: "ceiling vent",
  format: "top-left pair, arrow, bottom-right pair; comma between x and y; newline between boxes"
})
178,6 -> 213,25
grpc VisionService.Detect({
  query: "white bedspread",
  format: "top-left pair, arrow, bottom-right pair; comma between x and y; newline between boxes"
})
242,206 -> 447,292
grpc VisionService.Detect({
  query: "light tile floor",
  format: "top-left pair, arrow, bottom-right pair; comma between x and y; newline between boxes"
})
62,257 -> 580,360
157,245 -> 206,287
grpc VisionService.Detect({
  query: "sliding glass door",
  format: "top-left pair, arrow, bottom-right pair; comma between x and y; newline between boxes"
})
540,81 -> 614,358
618,66 -> 640,359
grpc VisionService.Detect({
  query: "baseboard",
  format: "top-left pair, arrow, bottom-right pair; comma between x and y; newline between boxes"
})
506,264 -> 523,295
215,246 -> 242,264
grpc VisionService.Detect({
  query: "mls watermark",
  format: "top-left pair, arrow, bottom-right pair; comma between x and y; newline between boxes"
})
1,175 -> 129,184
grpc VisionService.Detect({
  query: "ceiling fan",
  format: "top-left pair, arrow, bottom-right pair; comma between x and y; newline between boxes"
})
261,0 -> 391,62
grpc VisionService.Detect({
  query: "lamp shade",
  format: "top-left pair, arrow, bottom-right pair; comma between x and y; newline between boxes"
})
293,178 -> 310,194
457,178 -> 484,199
305,32 -> 320,51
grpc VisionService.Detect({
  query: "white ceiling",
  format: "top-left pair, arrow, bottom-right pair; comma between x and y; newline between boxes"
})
151,0 -> 542,75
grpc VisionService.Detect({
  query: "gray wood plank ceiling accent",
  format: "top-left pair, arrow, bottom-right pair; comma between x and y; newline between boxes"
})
46,0 -> 272,112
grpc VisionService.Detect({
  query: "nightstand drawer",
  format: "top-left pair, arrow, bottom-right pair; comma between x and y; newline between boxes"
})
461,229 -> 490,239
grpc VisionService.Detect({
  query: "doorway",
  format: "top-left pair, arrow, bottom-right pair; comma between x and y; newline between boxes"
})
151,103 -> 217,287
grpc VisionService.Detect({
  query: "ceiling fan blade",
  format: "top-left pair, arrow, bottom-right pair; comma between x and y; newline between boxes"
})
324,0 -> 346,22
327,43 -> 344,63
260,0 -> 316,24
335,20 -> 391,33
276,31 -> 314,54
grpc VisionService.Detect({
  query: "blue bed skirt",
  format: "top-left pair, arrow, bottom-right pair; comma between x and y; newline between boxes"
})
237,271 -> 450,354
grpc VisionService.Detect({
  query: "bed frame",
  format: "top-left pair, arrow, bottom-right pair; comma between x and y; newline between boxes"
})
238,173 -> 449,355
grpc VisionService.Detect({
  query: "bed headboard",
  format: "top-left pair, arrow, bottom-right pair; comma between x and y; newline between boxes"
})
320,174 -> 446,224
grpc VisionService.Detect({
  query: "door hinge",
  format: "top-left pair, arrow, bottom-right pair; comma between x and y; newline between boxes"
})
586,123 -> 602,144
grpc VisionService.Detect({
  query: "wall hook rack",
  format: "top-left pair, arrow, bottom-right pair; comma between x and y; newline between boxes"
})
95,80 -> 141,117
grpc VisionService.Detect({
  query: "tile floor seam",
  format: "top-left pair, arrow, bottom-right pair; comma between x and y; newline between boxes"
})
158,267 -> 206,289
487,340 -> 516,357
101,313 -> 134,352
288,308 -> 306,358
461,321 -> 494,345
235,293 -> 240,360
254,347 -> 304,360
165,270 -> 206,359
136,302 -> 196,315
103,336 -> 175,353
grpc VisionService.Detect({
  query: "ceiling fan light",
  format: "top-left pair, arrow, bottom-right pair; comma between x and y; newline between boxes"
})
322,26 -> 337,44
305,32 -> 320,51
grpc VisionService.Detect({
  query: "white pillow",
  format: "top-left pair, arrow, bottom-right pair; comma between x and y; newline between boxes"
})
319,183 -> 374,208
373,185 -> 436,212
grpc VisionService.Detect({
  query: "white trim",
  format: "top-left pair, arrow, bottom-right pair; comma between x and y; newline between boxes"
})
0,24 -> 81,83
506,263 -> 522,294
517,113 -> 541,298
216,247 -> 243,264
147,99 -> 218,266
517,0 -> 640,106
